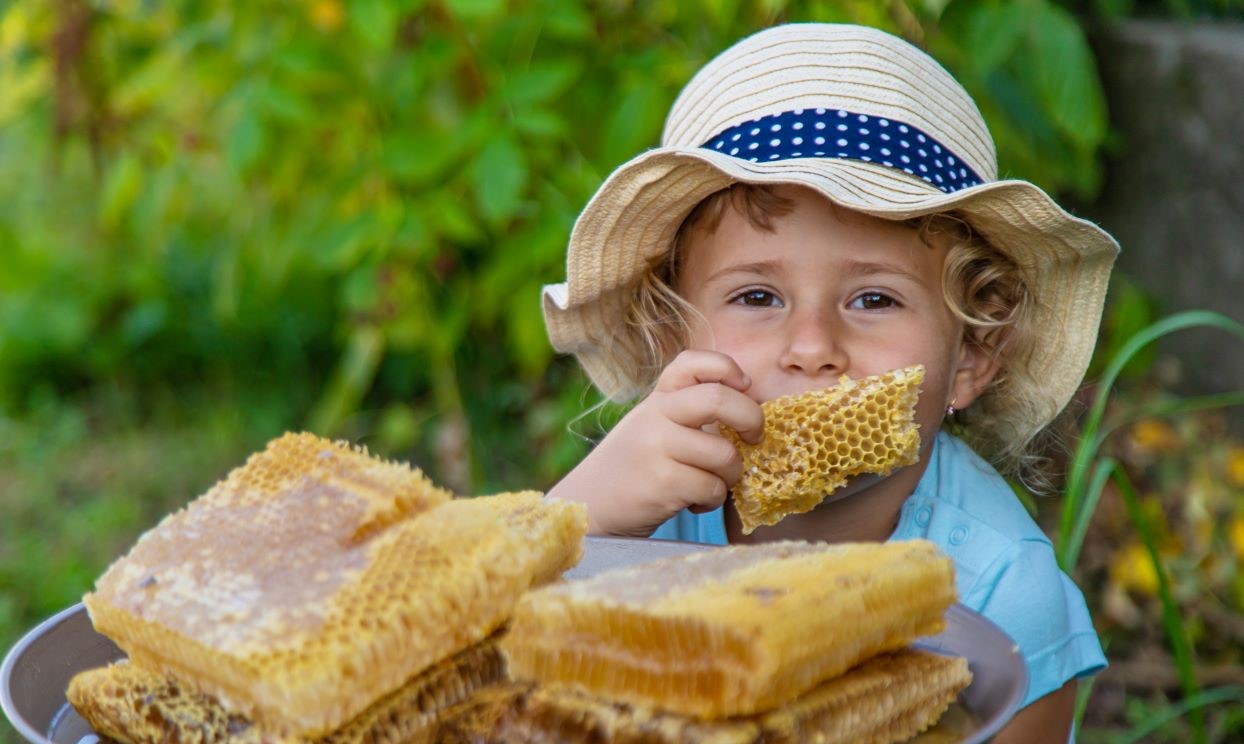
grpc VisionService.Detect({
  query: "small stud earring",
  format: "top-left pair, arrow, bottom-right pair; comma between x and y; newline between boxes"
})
946,397 -> 958,417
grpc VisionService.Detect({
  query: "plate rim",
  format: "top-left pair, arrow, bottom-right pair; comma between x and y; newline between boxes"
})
2,603 -> 86,744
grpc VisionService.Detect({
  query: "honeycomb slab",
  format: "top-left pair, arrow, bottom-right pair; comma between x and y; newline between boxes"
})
501,540 -> 955,718
454,649 -> 970,744
82,433 -> 587,738
724,365 -> 924,533
67,636 -> 506,744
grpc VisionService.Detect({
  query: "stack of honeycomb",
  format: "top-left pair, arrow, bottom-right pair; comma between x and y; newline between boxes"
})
74,432 -> 588,742
492,539 -> 970,743
68,636 -> 505,744
723,364 -> 925,534
452,650 -> 970,744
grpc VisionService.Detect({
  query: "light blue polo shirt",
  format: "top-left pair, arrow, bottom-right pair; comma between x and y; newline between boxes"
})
651,430 -> 1107,709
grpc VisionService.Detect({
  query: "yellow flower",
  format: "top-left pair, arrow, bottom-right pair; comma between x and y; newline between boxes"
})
1128,419 -> 1181,455
1109,542 -> 1160,596
1230,515 -> 1244,563
1226,445 -> 1244,488
310,0 -> 344,32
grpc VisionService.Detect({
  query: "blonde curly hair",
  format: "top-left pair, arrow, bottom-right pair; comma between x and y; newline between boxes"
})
619,183 -> 1060,492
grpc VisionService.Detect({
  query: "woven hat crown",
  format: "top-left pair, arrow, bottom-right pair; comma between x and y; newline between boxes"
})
661,24 -> 998,183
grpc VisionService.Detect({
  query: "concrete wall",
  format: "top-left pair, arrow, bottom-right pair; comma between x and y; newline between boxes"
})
1085,20 -> 1244,404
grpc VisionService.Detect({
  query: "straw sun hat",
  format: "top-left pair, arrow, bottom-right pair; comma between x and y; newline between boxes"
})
543,23 -> 1118,438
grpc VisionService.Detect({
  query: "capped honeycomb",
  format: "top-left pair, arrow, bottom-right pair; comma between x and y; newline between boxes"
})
754,649 -> 971,744
82,430 -> 588,738
68,661 -> 278,744
501,539 -> 955,719
723,365 -> 925,534
451,649 -> 970,744
434,685 -> 530,744
67,635 -> 506,744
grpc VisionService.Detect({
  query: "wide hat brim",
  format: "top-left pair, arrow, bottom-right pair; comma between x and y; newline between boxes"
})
543,145 -> 1118,436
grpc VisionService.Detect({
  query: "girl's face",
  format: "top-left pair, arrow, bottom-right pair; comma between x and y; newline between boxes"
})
676,185 -> 991,447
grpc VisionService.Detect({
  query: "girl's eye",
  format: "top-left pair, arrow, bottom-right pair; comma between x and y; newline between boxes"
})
732,289 -> 781,307
851,292 -> 897,310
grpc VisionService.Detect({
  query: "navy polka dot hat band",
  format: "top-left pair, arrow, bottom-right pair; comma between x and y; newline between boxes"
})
545,23 -> 1119,443
705,107 -> 984,194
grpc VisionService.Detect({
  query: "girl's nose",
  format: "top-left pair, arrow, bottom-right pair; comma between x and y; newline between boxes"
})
779,307 -> 848,377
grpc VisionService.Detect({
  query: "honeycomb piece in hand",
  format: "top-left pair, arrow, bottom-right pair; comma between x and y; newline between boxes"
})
501,539 -> 955,719
66,636 -> 506,744
723,364 -> 924,534
83,432 -> 587,739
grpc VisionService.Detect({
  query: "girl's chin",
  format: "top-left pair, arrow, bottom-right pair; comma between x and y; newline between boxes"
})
813,472 -> 886,507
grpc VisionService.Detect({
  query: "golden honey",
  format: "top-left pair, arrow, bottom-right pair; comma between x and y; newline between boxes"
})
82,433 -> 587,738
68,636 -> 507,744
502,539 -> 955,719
465,649 -> 970,744
723,365 -> 924,534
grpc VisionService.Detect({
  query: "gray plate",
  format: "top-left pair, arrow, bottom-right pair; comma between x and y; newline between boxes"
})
4,536 -> 1026,743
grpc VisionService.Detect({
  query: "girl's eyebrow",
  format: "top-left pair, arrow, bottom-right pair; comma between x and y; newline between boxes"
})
704,259 -> 783,284
838,257 -> 927,284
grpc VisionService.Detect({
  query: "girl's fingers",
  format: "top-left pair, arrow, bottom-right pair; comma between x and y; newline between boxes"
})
660,460 -> 731,513
664,427 -> 743,486
655,350 -> 751,394
661,383 -> 765,445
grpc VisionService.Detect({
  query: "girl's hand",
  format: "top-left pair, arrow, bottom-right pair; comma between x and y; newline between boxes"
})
548,350 -> 765,537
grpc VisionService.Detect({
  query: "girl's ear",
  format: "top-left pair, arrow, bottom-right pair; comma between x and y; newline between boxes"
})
949,326 -> 1004,411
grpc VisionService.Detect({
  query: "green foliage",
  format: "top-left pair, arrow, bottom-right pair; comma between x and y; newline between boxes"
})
930,0 -> 1108,197
0,0 -> 1110,493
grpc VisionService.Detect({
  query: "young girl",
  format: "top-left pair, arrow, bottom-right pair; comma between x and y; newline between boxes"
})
543,23 -> 1115,743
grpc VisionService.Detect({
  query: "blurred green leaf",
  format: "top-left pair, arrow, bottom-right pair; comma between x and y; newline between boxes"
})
263,82 -> 317,124
424,191 -> 484,243
445,0 -> 505,22
701,0 -> 744,32
1029,2 -> 1107,148
111,47 -> 184,114
316,217 -> 375,271
544,0 -> 593,39
119,301 -> 167,347
918,0 -> 954,16
472,134 -> 528,224
350,0 -> 398,52
508,284 -> 553,378
602,83 -> 664,167
99,154 -> 144,233
505,61 -> 580,104
513,105 -> 566,138
960,2 -> 1028,74
383,129 -> 461,185
227,107 -> 265,174
376,402 -> 423,451
309,324 -> 386,436
342,264 -> 379,314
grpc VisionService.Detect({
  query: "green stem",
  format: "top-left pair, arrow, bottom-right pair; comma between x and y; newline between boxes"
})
1059,311 -> 1244,560
1057,391 -> 1244,571
1113,465 -> 1204,742
1060,457 -> 1114,571
1114,687 -> 1244,744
